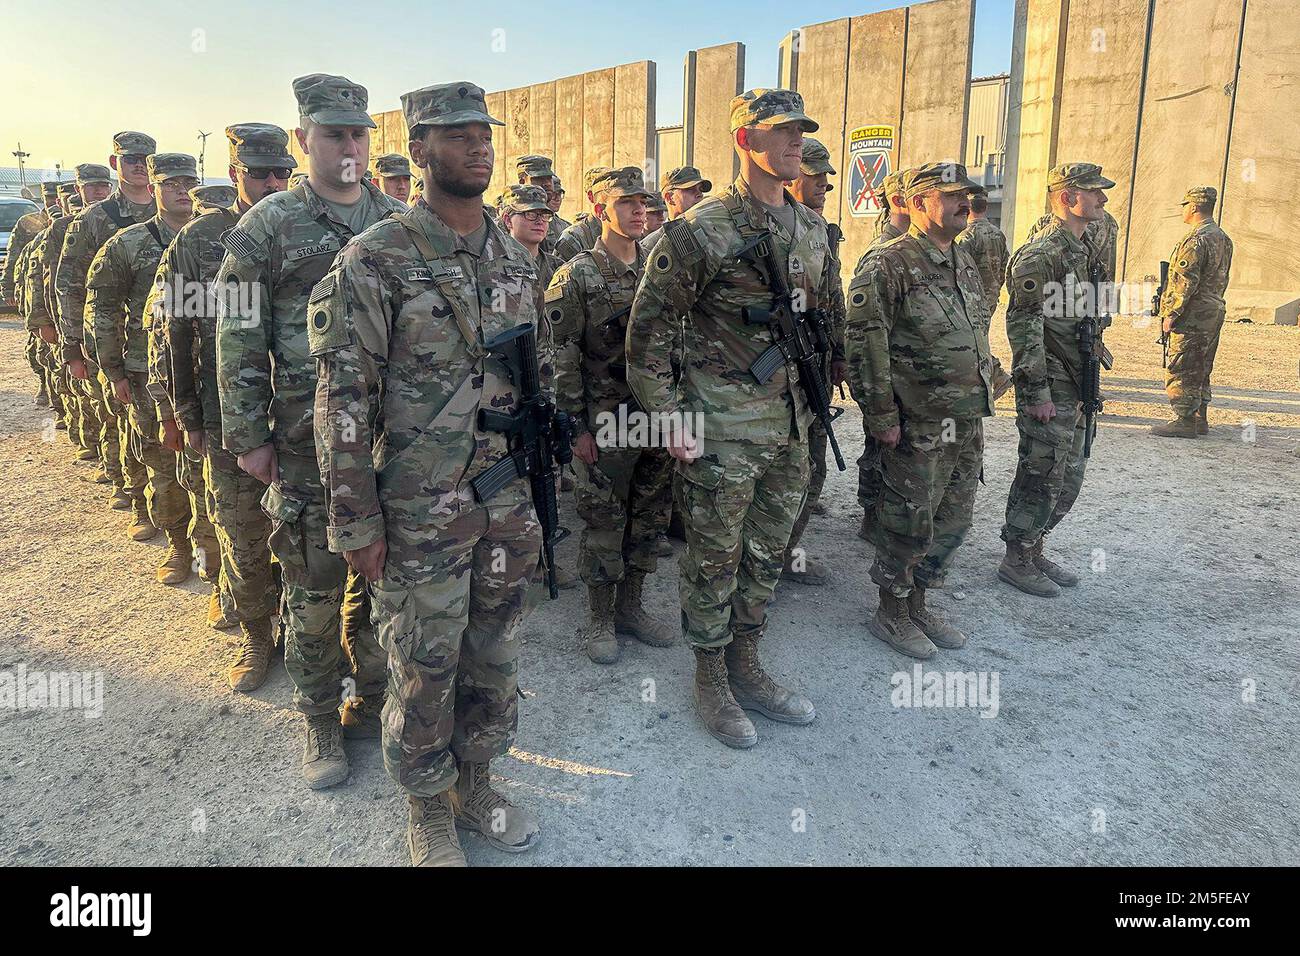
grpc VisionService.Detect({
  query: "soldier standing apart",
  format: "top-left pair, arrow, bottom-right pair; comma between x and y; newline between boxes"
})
311,82 -> 546,866
780,137 -> 847,585
1150,186 -> 1233,438
56,131 -> 156,532
547,166 -> 675,663
216,74 -> 406,788
554,166 -> 611,261
374,153 -> 413,204
999,163 -> 1115,596
628,88 -> 826,749
846,163 -> 994,659
157,125 -> 293,688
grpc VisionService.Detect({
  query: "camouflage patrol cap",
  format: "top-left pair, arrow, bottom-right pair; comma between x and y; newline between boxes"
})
1181,185 -> 1217,207
799,138 -> 836,176
146,153 -> 199,183
293,74 -> 376,128
874,169 -> 909,207
583,165 -> 612,194
515,155 -> 555,179
75,163 -> 113,185
646,190 -> 667,212
226,123 -> 296,168
56,181 -> 80,198
1047,162 -> 1115,191
402,81 -> 502,129
40,181 -> 61,199
190,184 -> 237,208
592,166 -> 653,201
112,131 -> 157,156
729,88 -> 819,133
374,153 -> 412,178
499,184 -> 552,214
660,165 -> 712,192
903,162 -> 979,200
65,193 -> 84,211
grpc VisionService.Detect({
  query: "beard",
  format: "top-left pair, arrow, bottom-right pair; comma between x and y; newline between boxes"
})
428,155 -> 488,199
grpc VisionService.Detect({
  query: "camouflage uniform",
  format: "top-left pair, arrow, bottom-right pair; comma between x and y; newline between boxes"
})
547,173 -> 672,590
1002,164 -> 1115,549
2,200 -> 51,303
56,132 -> 157,499
954,216 -> 1009,312
1027,208 -> 1119,282
553,166 -> 610,261
309,83 -> 548,801
216,80 -> 403,718
1158,187 -> 1233,419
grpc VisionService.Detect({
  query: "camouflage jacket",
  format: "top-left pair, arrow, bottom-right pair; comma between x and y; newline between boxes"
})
12,241 -> 35,318
87,215 -> 177,392
215,179 -> 407,458
1005,221 -> 1092,403
845,225 -> 995,431
1159,219 -> 1233,331
820,218 -> 847,360
153,204 -> 243,433
1027,210 -> 1118,283
2,208 -> 51,301
627,176 -> 834,443
855,220 -> 905,275
954,217 -> 1008,313
554,214 -> 602,262
20,224 -> 55,331
542,213 -> 569,255
308,197 -> 548,554
56,191 -> 155,362
546,236 -> 646,433
33,213 -> 77,334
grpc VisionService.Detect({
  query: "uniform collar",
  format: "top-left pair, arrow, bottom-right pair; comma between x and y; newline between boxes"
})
409,196 -> 521,263
591,235 -> 643,277
907,224 -> 957,267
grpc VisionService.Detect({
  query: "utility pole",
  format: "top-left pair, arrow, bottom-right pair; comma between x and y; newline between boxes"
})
12,143 -> 31,188
197,130 -> 211,182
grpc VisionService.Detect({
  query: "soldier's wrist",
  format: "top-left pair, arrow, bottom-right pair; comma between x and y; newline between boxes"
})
866,409 -> 900,433
327,514 -> 386,554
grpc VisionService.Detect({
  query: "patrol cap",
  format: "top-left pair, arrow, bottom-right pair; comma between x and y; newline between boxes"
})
40,181 -> 61,199
592,166 -> 654,201
583,165 -> 612,194
293,73 -> 376,128
57,181 -> 80,198
1181,185 -> 1216,207
1047,162 -> 1115,191
874,169 -> 909,207
515,155 -> 555,180
190,184 -> 237,208
65,193 -> 84,211
402,81 -> 502,130
799,138 -> 836,176
729,88 -> 818,133
646,190 -> 667,212
75,163 -> 114,185
499,184 -> 552,214
660,165 -> 711,193
374,153 -> 412,178
147,153 -> 199,183
112,131 -> 157,157
227,123 -> 296,169
903,162 -> 980,200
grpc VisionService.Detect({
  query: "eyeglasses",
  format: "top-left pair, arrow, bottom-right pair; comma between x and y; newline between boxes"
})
119,154 -> 149,166
519,210 -> 553,223
161,178 -> 201,191
238,165 -> 293,181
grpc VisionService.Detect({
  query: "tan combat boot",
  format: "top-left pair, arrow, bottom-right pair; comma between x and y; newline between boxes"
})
450,760 -> 541,853
89,466 -> 112,485
76,446 -> 98,462
107,486 -> 133,510
725,631 -> 816,725
692,647 -> 758,749
228,617 -> 273,691
1031,538 -> 1079,588
1149,414 -> 1198,438
868,588 -> 937,659
128,498 -> 158,541
1195,406 -> 1209,435
340,692 -> 384,739
998,541 -> 1061,597
156,531 -> 193,585
782,548 -> 829,586
208,588 -> 238,630
194,537 -> 221,584
407,793 -> 467,867
580,584 -> 619,664
614,572 -> 675,647
906,586 -> 967,649
551,563 -> 578,590
301,712 -> 349,789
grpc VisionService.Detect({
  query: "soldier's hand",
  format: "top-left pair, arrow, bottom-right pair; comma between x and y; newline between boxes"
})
667,431 -> 702,462
1162,316 -> 1174,334
38,325 -> 57,344
574,431 -> 599,465
160,419 -> 183,453
68,358 -> 88,381
186,430 -> 206,456
112,378 -> 131,405
1025,401 -> 1057,423
872,425 -> 901,449
346,538 -> 387,583
238,443 -> 279,485
830,359 -> 847,390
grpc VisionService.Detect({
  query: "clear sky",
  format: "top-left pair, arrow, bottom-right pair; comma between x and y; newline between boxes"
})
4,0 -> 1013,173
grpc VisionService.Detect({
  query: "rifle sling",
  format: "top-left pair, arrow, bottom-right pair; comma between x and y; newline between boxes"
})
395,212 -> 487,359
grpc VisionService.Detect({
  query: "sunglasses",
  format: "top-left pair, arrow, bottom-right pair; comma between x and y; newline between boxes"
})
238,165 -> 293,181
119,154 -> 149,166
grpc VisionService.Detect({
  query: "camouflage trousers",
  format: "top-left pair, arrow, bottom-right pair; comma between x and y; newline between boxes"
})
573,444 -> 673,586
201,440 -> 277,622
97,367 -> 147,497
65,361 -> 102,453
126,375 -> 191,535
263,451 -> 386,716
676,435 -> 809,649
1165,320 -> 1223,417
374,497 -> 541,799
787,418 -> 828,556
1002,371 -> 1088,547
855,408 -> 883,524
870,417 -> 983,596
24,332 -> 43,385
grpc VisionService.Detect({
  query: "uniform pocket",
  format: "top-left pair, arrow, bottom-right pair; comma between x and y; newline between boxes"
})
262,484 -> 310,580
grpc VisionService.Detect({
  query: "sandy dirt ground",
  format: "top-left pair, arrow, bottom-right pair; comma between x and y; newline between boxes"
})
1,309 -> 1297,867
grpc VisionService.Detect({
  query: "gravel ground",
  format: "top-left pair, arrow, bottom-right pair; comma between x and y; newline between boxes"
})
1,312 -> 1297,866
